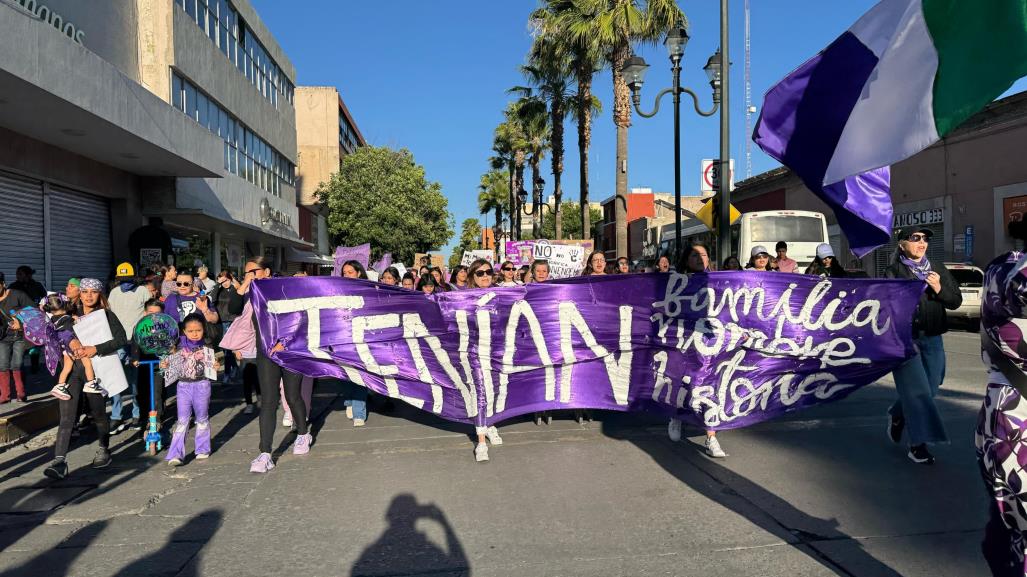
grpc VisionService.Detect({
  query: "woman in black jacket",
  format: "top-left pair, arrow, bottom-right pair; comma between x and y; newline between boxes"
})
44,278 -> 129,479
884,226 -> 961,465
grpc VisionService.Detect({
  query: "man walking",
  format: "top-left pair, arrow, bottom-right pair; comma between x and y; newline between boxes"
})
107,262 -> 150,433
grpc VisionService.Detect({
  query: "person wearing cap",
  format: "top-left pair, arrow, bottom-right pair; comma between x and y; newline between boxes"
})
774,242 -> 798,273
107,263 -> 151,433
745,246 -> 773,271
10,266 -> 46,303
0,272 -> 35,403
884,225 -> 961,465
805,243 -> 847,278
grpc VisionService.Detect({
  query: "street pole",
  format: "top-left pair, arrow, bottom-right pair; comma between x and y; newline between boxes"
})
717,0 -> 732,265
508,159 -> 515,242
672,56 -> 682,262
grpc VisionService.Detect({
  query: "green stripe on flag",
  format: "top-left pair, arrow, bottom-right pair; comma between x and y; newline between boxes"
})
923,0 -> 1027,136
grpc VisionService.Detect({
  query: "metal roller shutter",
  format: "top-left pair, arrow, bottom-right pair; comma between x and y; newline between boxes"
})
49,187 -> 112,289
0,171 -> 45,284
873,222 -> 945,277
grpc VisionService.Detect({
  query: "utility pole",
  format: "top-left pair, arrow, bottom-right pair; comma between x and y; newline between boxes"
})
717,0 -> 732,264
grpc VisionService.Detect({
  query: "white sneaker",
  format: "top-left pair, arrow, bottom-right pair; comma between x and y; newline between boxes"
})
668,418 -> 682,442
353,418 -> 365,427
345,406 -> 353,419
168,458 -> 183,467
82,380 -> 106,396
705,436 -> 728,458
485,426 -> 503,445
195,453 -> 209,460
282,414 -> 293,428
474,443 -> 489,462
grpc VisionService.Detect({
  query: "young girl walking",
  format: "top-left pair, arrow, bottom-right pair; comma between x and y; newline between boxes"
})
163,313 -> 217,466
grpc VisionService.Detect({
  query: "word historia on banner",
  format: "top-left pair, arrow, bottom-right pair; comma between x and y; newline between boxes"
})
250,273 -> 923,430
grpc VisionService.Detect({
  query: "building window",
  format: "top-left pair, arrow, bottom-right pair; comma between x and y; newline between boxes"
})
171,72 -> 294,197
173,0 -> 294,109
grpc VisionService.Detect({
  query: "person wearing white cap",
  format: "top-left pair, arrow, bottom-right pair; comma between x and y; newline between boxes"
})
805,243 -> 847,277
745,246 -> 772,271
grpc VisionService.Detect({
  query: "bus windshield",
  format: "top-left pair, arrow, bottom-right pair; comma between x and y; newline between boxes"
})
749,216 -> 825,243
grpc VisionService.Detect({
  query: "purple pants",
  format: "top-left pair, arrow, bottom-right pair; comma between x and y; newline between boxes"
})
166,379 -> 211,461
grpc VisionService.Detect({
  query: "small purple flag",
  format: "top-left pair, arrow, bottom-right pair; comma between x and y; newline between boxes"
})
371,253 -> 393,273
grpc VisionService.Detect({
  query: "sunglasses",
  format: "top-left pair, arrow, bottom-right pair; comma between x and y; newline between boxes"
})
474,269 -> 493,277
501,267 -> 514,271
175,281 -> 192,287
244,268 -> 260,275
906,234 -> 930,243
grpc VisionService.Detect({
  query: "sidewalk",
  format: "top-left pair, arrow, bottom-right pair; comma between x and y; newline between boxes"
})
0,357 -> 60,444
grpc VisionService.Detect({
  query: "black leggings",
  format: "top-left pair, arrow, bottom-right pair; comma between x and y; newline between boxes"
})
257,353 -> 307,453
54,362 -> 110,458
242,361 -> 259,405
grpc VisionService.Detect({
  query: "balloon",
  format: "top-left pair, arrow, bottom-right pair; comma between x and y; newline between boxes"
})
133,313 -> 180,356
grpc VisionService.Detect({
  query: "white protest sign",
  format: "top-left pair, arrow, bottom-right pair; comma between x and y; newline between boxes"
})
461,250 -> 495,267
531,241 -> 585,279
73,310 -> 129,396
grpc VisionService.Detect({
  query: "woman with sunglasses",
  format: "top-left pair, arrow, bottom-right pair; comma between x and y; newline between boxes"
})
497,261 -> 521,287
228,256 -> 313,473
448,266 -> 469,289
804,244 -> 847,278
884,226 -> 960,465
582,251 -> 607,276
463,259 -> 504,460
745,246 -> 773,271
163,269 -> 220,325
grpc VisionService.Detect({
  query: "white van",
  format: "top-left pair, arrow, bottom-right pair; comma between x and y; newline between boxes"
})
944,262 -> 984,331
737,210 -> 829,270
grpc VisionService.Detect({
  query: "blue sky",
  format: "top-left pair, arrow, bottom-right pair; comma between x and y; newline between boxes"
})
252,0 -> 1026,257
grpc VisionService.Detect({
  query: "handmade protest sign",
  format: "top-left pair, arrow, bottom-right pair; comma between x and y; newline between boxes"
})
250,273 -> 922,430
332,244 -> 371,276
461,250 -> 496,267
504,240 -> 590,279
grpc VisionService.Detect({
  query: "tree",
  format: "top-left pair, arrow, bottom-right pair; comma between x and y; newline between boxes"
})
510,96 -> 550,239
493,108 -> 528,240
317,146 -> 454,264
536,203 -> 603,240
450,218 -> 482,269
478,169 -> 509,249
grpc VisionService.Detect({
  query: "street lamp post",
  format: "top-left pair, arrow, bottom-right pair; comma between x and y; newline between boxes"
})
519,175 -> 552,239
623,23 -> 720,263
716,0 -> 731,265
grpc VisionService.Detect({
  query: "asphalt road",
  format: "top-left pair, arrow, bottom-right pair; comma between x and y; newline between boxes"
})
0,329 -> 994,577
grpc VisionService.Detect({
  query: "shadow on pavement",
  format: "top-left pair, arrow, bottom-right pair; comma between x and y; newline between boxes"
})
351,494 -> 470,577
0,519 -> 108,577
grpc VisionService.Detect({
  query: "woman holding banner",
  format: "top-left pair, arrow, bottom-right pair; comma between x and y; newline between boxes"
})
668,243 -> 728,459
465,259 -> 504,461
230,256 -> 312,474
340,261 -> 371,426
497,261 -> 521,287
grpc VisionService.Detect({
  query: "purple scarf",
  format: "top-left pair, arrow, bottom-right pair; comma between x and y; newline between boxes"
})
178,335 -> 205,351
899,254 -> 932,281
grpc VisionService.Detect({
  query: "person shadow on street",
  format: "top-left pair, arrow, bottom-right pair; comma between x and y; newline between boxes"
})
351,494 -> 470,577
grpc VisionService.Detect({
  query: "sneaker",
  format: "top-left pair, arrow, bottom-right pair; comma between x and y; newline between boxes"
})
345,405 -> 353,419
705,436 -> 728,458
44,459 -> 68,480
282,414 -> 293,428
353,418 -> 365,427
130,418 -> 143,431
474,443 -> 489,462
668,418 -> 682,442
50,383 -> 71,401
242,404 -> 255,415
82,380 -> 106,396
167,458 -> 183,467
485,426 -> 503,445
91,448 -> 112,469
195,453 -> 209,460
249,452 -> 275,473
293,433 -> 312,455
908,444 -> 935,465
110,420 -> 129,435
888,415 -> 904,444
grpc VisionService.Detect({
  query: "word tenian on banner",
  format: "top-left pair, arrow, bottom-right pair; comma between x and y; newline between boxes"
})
250,273 -> 923,430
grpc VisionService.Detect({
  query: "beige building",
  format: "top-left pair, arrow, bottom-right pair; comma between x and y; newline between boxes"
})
0,0 -> 304,286
293,86 -> 366,271
733,90 -> 1027,276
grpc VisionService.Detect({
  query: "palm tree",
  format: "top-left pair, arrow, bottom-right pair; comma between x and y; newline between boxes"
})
478,169 -> 510,250
532,0 -> 604,242
492,109 -> 528,240
510,95 -> 551,239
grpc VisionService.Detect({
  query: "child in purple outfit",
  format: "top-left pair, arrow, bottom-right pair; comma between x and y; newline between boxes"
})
43,294 -> 103,400
163,313 -> 216,466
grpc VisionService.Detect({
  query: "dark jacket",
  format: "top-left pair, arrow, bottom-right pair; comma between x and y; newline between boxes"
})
208,283 -> 238,323
885,253 -> 962,337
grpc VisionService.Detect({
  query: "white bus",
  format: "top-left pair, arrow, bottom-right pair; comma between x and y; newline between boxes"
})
658,210 -> 829,270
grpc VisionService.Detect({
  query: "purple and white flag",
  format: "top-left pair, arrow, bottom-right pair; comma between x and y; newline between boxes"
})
251,273 -> 923,430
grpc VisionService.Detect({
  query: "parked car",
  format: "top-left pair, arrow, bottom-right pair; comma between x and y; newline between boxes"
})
944,262 -> 984,331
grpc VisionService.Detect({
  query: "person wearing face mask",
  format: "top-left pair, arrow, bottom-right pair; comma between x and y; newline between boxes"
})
464,259 -> 504,461
885,226 -> 960,465
745,246 -> 773,271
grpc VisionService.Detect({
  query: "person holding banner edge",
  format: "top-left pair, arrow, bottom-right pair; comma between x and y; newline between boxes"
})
465,259 -> 504,462
341,261 -> 370,427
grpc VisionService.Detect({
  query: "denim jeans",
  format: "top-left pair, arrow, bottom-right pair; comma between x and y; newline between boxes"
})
0,336 -> 26,372
889,334 -> 949,445
111,347 -> 139,421
343,380 -> 368,420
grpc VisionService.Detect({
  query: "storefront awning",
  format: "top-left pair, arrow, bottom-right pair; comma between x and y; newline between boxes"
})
287,247 -> 333,266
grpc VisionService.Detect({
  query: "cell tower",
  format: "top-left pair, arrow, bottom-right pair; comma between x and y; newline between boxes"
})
744,0 -> 755,178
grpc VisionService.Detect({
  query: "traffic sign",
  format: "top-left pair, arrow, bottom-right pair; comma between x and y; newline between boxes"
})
700,159 -> 735,198
695,199 -> 740,231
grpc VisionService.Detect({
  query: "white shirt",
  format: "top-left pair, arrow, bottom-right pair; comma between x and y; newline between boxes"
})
107,284 -> 150,336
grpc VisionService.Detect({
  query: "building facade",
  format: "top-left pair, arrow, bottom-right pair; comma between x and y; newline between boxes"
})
0,0 -> 305,288
293,86 -> 366,273
732,91 -> 1027,276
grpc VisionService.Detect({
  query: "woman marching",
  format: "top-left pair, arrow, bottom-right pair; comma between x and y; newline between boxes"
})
44,279 -> 128,479
340,260 -> 370,427
465,259 -> 504,461
496,261 -> 521,287
229,256 -> 312,473
449,265 -> 469,289
745,246 -> 773,271
805,244 -> 847,278
667,243 -> 728,458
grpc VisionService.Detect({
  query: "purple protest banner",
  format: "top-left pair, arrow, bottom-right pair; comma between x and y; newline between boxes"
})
332,244 -> 371,276
250,273 -> 923,430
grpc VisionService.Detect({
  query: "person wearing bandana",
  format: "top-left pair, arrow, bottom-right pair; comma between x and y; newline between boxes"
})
884,226 -> 961,465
